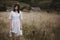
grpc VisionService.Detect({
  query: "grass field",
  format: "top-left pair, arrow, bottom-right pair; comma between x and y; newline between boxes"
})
0,11 -> 60,40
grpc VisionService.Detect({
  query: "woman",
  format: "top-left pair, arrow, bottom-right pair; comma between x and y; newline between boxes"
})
9,4 -> 23,37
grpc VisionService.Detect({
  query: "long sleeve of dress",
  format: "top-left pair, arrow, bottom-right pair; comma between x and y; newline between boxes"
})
20,11 -> 23,20
9,11 -> 12,19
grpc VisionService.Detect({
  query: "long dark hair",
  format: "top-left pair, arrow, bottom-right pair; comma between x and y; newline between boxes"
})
13,4 -> 20,13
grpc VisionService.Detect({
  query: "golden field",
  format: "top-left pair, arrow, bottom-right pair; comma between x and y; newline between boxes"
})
0,11 -> 60,40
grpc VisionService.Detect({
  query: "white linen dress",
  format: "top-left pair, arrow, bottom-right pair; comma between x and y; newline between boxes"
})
9,11 -> 23,36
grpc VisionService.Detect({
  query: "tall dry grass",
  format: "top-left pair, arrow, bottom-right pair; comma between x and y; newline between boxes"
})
0,11 -> 60,40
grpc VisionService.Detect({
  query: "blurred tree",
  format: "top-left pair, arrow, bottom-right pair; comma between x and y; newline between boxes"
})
31,0 -> 41,6
17,0 -> 31,4
0,0 -> 8,11
0,0 -> 13,11
50,0 -> 60,11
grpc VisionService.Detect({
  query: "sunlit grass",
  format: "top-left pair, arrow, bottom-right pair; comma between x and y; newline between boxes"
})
0,11 -> 60,40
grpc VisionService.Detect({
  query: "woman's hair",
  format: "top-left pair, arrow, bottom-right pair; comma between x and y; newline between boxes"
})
13,4 -> 20,13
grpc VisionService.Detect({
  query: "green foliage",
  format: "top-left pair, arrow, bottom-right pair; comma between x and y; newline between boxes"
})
0,0 -> 60,11
38,1 -> 51,9
19,2 -> 31,10
50,0 -> 60,11
0,5 -> 7,11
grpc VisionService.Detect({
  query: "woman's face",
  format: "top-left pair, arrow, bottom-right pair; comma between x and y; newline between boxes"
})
15,6 -> 18,10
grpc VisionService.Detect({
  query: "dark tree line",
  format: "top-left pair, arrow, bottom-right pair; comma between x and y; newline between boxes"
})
0,0 -> 60,11
50,0 -> 60,11
17,0 -> 60,11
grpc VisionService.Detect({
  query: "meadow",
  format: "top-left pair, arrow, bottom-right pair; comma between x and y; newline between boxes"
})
0,11 -> 60,40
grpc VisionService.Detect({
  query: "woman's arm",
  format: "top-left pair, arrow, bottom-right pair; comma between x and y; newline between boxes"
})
9,19 -> 12,30
20,21 -> 22,29
20,11 -> 23,29
9,11 -> 12,30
